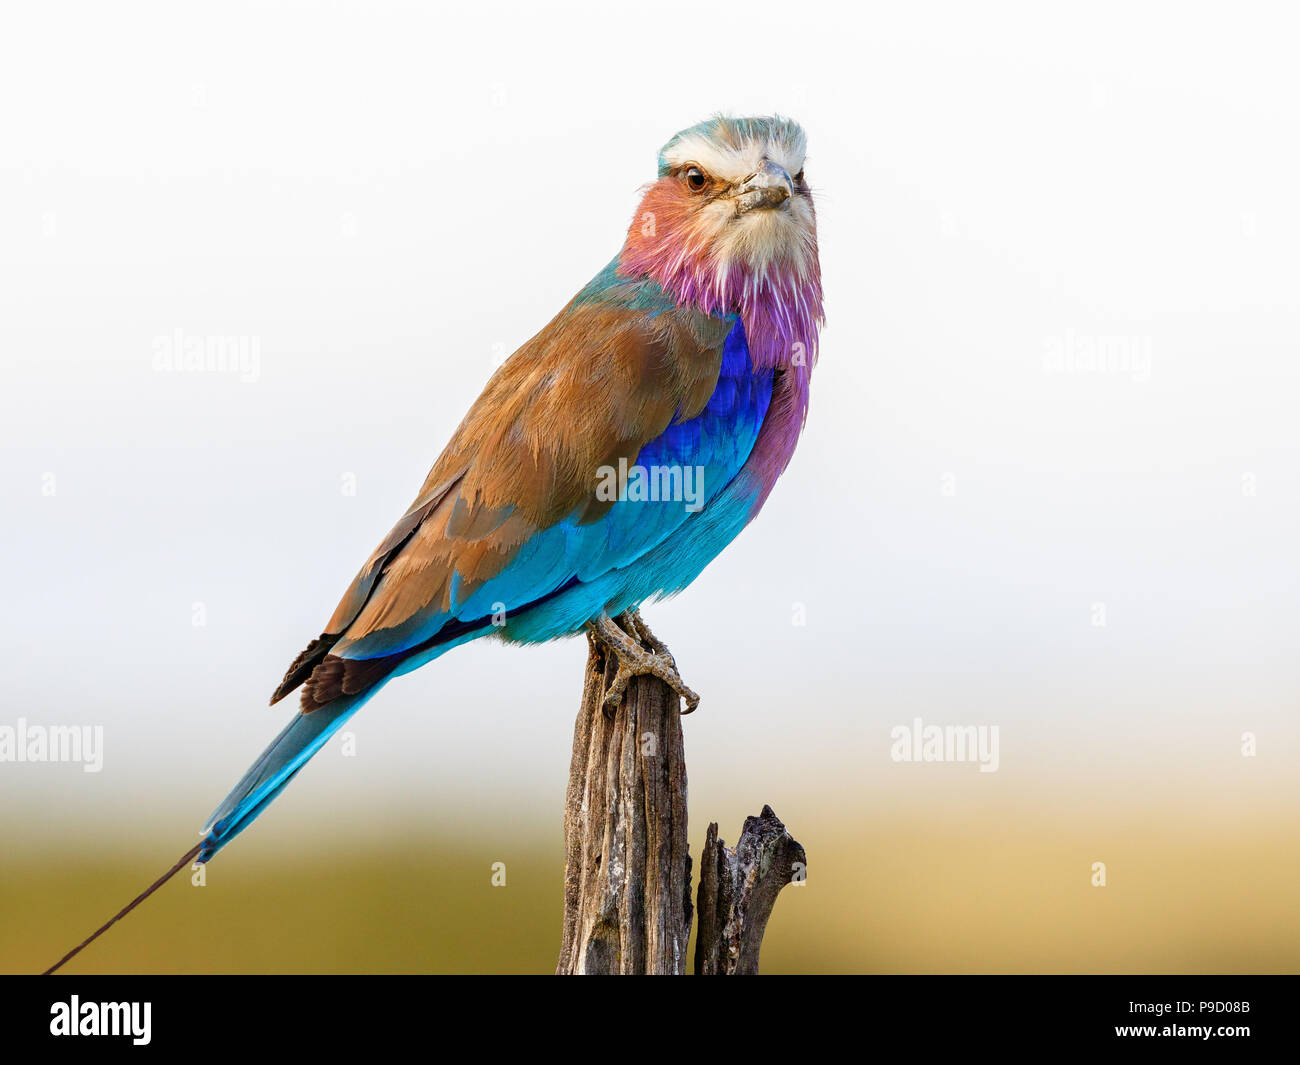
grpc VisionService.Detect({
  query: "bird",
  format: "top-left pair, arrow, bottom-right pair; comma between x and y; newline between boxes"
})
43,114 -> 824,973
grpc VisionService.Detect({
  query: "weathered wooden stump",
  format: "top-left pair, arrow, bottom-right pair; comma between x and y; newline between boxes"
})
695,806 -> 807,975
556,616 -> 804,975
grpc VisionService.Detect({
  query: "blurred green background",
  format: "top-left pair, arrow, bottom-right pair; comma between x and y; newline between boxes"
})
7,785 -> 1298,974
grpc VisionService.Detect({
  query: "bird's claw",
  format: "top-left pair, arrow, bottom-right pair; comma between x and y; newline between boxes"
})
590,610 -> 699,715
619,608 -> 676,667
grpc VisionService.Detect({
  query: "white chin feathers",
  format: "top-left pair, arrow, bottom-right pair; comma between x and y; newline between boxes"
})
705,196 -> 817,283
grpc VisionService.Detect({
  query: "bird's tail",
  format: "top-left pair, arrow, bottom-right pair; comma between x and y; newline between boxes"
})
197,686 -> 382,862
42,687 -> 382,974
41,843 -> 202,975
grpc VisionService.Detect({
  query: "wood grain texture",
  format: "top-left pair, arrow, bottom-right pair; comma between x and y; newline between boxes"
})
694,806 -> 806,975
556,616 -> 805,975
556,620 -> 693,974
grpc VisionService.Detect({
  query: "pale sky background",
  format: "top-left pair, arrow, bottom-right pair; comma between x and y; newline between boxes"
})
1,2 -> 1297,855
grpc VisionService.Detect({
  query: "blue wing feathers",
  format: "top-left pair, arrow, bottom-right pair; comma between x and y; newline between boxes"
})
200,316 -> 772,860
340,315 -> 770,659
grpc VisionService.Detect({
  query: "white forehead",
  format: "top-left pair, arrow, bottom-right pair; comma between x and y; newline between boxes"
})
658,117 -> 807,183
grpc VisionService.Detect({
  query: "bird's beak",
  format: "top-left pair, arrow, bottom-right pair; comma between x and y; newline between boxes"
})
732,160 -> 793,215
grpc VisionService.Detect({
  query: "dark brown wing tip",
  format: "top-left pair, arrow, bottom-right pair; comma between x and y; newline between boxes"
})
298,652 -> 394,713
270,633 -> 338,707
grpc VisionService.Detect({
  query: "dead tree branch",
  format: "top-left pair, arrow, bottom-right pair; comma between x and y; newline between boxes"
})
694,806 -> 806,975
556,623 -> 692,974
556,617 -> 805,975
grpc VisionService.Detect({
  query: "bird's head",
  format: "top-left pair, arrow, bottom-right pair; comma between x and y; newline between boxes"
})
618,115 -> 820,318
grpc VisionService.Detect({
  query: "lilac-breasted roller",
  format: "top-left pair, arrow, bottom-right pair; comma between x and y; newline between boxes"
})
44,115 -> 824,973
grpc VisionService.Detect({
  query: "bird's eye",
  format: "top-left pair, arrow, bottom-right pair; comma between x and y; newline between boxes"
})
793,169 -> 805,186
684,167 -> 708,192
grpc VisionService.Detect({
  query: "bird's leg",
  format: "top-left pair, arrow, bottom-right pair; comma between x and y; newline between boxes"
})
588,611 -> 700,715
619,607 -> 673,662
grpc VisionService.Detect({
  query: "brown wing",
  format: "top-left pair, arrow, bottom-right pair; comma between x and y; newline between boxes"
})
271,288 -> 731,710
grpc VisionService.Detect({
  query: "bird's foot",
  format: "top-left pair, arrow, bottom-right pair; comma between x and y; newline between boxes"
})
619,607 -> 674,662
588,610 -> 700,715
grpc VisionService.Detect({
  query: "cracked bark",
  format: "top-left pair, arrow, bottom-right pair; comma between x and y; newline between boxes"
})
556,616 -> 804,975
693,805 -> 807,975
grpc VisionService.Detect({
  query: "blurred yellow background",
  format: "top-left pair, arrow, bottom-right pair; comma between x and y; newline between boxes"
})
7,777 -> 1297,974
